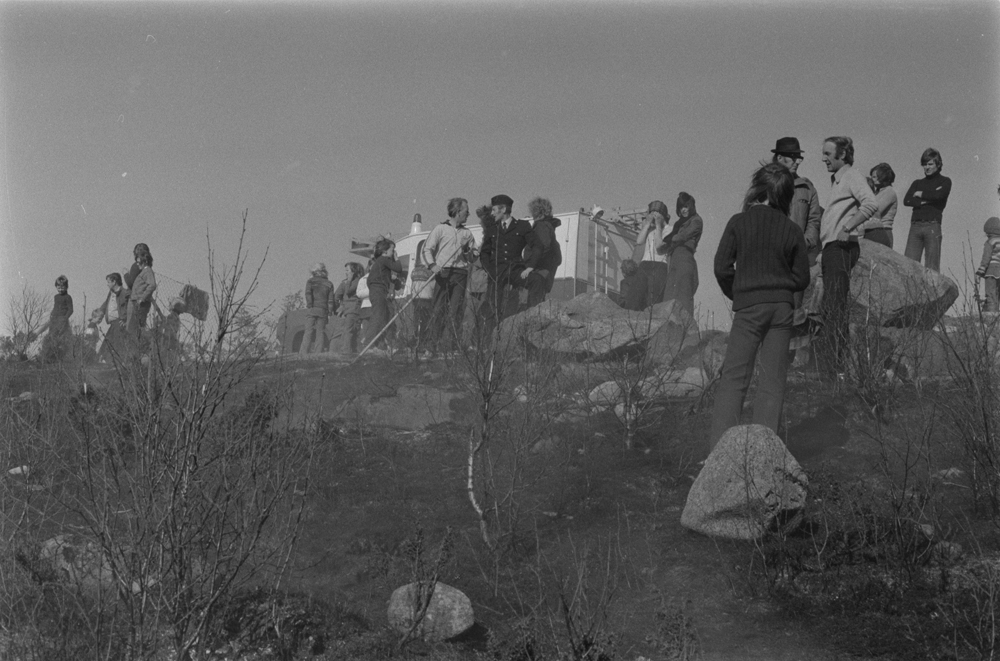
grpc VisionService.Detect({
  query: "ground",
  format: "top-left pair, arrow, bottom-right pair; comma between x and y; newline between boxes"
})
3,343 -> 996,660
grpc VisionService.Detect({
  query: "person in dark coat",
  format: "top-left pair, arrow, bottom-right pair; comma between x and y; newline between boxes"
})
300,263 -> 336,356
709,163 -> 810,450
658,192 -> 703,316
479,194 -> 532,338
523,196 -> 563,308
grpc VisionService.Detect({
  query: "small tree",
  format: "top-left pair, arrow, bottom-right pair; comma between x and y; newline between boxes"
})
3,283 -> 48,360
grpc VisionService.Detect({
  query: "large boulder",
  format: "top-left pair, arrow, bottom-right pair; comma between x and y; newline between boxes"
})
501,293 -> 699,362
681,425 -> 808,540
801,239 -> 958,329
387,581 -> 474,642
877,316 -> 1000,380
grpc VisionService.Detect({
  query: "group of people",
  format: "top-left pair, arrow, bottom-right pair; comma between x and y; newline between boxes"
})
702,136 -> 998,452
297,194 -> 565,358
37,242 -> 161,362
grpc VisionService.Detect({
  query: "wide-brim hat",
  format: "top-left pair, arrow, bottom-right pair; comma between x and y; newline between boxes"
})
771,137 -> 804,157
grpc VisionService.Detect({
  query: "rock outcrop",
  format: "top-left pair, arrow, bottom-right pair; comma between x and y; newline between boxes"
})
501,293 -> 699,362
801,239 -> 958,329
681,425 -> 808,540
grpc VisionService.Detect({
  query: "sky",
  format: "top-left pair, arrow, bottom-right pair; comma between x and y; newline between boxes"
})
1,0 -> 998,334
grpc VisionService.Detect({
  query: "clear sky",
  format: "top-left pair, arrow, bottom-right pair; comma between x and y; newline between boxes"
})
1,0 -> 998,333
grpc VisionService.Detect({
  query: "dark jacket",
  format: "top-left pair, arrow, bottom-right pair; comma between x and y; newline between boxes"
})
367,256 -> 403,291
660,213 -> 703,255
714,205 -> 810,311
525,217 -> 563,272
480,217 -> 533,275
304,275 -> 336,315
903,172 -> 952,223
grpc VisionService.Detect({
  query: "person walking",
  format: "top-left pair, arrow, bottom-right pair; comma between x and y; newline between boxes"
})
816,136 -> 879,379
709,163 -> 810,450
903,148 -> 952,272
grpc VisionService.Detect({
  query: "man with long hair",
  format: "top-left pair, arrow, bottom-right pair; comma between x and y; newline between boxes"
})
710,163 -> 810,449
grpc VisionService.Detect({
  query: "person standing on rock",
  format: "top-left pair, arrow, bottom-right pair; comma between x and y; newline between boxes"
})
771,137 -> 821,265
709,163 -> 810,450
816,136 -> 879,379
862,163 -> 898,249
523,196 -> 563,308
903,148 -> 952,272
632,201 -> 671,307
423,197 -> 477,353
658,192 -> 703,316
300,263 -> 336,356
479,194 -> 532,339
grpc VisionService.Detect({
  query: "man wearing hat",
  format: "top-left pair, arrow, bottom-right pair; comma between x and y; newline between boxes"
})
632,201 -> 672,307
771,137 -> 822,262
479,194 -> 533,338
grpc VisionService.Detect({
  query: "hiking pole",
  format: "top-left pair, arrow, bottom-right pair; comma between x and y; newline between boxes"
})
354,275 -> 437,362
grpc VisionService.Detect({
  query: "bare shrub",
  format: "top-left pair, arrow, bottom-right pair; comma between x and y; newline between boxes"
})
2,283 -> 49,362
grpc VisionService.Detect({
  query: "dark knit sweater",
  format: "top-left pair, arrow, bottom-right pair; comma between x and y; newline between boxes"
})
902,172 -> 952,223
714,205 -> 810,311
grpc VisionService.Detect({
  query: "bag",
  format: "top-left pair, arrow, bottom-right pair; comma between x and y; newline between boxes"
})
356,274 -> 370,301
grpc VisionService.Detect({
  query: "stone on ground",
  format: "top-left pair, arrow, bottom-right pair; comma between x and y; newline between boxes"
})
39,534 -> 114,590
387,581 -> 474,642
681,424 -> 808,540
501,293 -> 699,362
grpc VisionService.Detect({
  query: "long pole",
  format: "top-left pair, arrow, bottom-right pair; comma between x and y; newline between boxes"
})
353,275 -> 436,361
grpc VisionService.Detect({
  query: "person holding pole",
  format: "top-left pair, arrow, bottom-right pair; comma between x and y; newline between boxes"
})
423,197 -> 477,354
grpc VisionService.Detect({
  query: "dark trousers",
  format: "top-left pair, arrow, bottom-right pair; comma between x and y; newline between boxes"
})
300,310 -> 328,355
523,269 -> 554,309
664,248 -> 698,316
817,240 -> 860,376
481,264 -> 525,339
365,285 -> 392,348
865,228 -> 894,249
709,302 -> 794,450
430,268 -> 468,350
904,220 -> 942,272
983,277 -> 999,313
638,261 -> 670,307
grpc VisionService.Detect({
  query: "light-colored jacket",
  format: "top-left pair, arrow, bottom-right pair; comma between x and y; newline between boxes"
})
422,221 -> 476,270
862,186 -> 898,232
131,267 -> 157,304
820,165 -> 878,246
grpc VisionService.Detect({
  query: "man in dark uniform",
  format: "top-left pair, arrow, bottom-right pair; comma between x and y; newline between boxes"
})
479,194 -> 533,338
